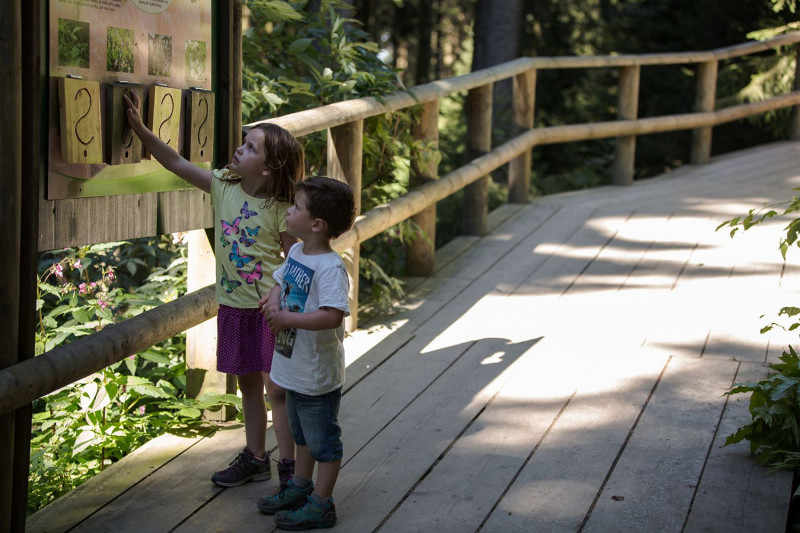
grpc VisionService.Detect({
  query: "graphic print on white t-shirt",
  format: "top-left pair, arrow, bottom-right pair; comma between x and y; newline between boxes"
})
275,257 -> 314,358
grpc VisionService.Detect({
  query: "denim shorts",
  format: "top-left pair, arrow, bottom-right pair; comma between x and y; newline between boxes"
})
286,388 -> 343,463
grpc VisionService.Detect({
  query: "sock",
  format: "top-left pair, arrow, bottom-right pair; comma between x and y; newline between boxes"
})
292,475 -> 312,488
310,493 -> 330,506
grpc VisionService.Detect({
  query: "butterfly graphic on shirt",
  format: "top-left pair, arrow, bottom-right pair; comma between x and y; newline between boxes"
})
240,201 -> 258,219
220,233 -> 230,247
229,241 -> 255,269
238,226 -> 261,247
221,216 -> 242,236
220,267 -> 242,293
245,226 -> 260,236
238,261 -> 263,284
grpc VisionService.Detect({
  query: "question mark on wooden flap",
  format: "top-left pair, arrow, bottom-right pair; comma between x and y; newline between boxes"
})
74,87 -> 95,146
158,91 -> 175,144
197,96 -> 209,147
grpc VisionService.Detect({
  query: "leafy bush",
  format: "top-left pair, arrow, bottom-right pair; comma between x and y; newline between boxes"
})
30,235 -> 240,514
719,191 -> 800,474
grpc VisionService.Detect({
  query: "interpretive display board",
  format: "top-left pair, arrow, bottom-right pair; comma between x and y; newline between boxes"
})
48,0 -> 215,199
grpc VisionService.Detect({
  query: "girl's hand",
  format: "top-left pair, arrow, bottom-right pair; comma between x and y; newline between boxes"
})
123,89 -> 144,130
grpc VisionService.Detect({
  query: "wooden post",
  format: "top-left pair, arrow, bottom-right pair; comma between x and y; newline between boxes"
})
185,229 -> 228,421
217,0 -> 243,167
508,70 -> 536,203
407,100 -> 439,276
328,120 -> 363,331
612,65 -> 640,186
790,44 -> 800,140
691,60 -> 718,165
0,1 -> 22,530
463,83 -> 493,236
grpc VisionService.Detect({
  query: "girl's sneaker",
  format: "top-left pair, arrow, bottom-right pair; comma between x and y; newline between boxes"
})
274,496 -> 337,531
210,448 -> 271,487
256,479 -> 313,514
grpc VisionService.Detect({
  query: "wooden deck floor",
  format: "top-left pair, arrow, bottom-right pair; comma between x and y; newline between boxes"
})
29,142 -> 800,533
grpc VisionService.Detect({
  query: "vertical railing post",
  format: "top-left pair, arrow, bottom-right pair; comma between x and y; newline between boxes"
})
464,83 -> 493,236
407,100 -> 440,276
0,1 -> 22,530
691,59 -> 718,165
328,120 -> 363,332
790,44 -> 800,140
508,70 -> 536,203
612,65 -> 641,186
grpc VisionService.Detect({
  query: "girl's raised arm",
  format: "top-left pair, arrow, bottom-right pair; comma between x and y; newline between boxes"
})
124,89 -> 213,193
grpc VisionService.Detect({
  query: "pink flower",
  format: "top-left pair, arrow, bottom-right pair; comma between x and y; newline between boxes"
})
90,282 -> 97,288
78,283 -> 87,295
73,260 -> 82,269
107,268 -> 115,281
138,405 -> 146,415
98,297 -> 109,310
51,264 -> 63,278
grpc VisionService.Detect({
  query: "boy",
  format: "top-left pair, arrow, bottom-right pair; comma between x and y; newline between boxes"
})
256,176 -> 356,530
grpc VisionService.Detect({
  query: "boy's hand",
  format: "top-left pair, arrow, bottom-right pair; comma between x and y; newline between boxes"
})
266,308 -> 292,334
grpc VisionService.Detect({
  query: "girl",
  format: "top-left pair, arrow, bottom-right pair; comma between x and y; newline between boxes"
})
124,90 -> 299,488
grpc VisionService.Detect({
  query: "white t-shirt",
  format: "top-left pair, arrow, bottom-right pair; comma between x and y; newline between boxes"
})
269,243 -> 350,395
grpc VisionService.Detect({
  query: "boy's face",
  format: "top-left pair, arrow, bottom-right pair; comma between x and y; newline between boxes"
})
286,190 -> 316,239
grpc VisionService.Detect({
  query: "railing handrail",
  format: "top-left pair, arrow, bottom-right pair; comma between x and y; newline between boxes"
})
3,31 -> 800,415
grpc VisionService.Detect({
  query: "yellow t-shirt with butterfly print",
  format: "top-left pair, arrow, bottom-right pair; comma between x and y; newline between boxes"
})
211,169 -> 290,308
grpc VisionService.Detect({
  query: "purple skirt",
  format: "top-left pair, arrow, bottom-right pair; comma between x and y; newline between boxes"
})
216,305 -> 275,375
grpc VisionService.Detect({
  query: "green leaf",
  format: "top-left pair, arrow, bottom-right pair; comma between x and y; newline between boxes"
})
177,407 -> 202,419
288,38 -> 313,53
72,430 -> 95,457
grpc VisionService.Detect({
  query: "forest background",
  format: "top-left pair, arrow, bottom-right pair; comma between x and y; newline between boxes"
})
29,0 -> 800,515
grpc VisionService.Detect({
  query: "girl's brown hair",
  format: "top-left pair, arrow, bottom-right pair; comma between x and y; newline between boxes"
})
223,123 -> 305,207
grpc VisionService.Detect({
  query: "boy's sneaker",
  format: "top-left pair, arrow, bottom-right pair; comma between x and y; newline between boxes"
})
274,496 -> 337,531
256,479 -> 313,514
276,458 -> 296,487
211,448 -> 271,487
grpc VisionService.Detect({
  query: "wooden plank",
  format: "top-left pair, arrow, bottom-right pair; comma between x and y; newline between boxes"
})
69,425 -> 253,532
479,353 -> 669,533
684,362 -> 792,533
157,189 -> 214,235
581,357 -> 739,531
27,429 -> 215,533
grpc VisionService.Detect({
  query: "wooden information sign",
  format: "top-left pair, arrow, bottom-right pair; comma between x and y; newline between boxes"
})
186,89 -> 215,162
107,82 -> 144,165
147,84 -> 183,157
58,77 -> 103,164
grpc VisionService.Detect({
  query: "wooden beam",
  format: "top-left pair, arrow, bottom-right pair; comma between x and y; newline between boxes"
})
508,70 -> 536,203
791,44 -> 800,141
691,60 -> 718,165
407,101 -> 440,276
328,121 -> 363,331
612,65 -> 641,186
463,83 -> 493,236
0,0 -> 22,529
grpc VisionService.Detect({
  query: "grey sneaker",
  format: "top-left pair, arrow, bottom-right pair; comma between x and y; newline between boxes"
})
257,479 -> 313,514
274,496 -> 337,530
276,458 -> 296,487
211,448 -> 271,487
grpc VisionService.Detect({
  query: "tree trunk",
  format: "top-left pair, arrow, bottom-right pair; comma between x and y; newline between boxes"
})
472,0 -> 524,154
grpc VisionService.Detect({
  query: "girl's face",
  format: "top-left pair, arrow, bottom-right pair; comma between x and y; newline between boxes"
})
231,128 -> 268,180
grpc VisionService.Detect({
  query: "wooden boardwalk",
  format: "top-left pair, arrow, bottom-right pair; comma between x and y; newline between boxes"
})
29,142 -> 800,532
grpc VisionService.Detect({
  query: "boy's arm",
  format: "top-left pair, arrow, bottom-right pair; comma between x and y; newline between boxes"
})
259,283 -> 281,317
267,307 -> 345,333
124,90 -> 213,193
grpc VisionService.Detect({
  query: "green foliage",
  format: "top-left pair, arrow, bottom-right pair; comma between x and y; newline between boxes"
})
57,18 -> 90,69
30,235 -> 240,514
107,26 -> 134,73
719,188 -> 800,475
725,346 -> 800,475
242,0 -> 421,311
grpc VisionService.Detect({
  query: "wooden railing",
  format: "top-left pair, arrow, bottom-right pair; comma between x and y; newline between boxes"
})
3,32 -> 800,417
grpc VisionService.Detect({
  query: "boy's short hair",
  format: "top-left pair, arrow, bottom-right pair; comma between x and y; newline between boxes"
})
297,176 -> 356,238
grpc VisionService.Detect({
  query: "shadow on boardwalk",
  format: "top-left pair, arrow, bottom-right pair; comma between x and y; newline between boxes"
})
29,142 -> 800,532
